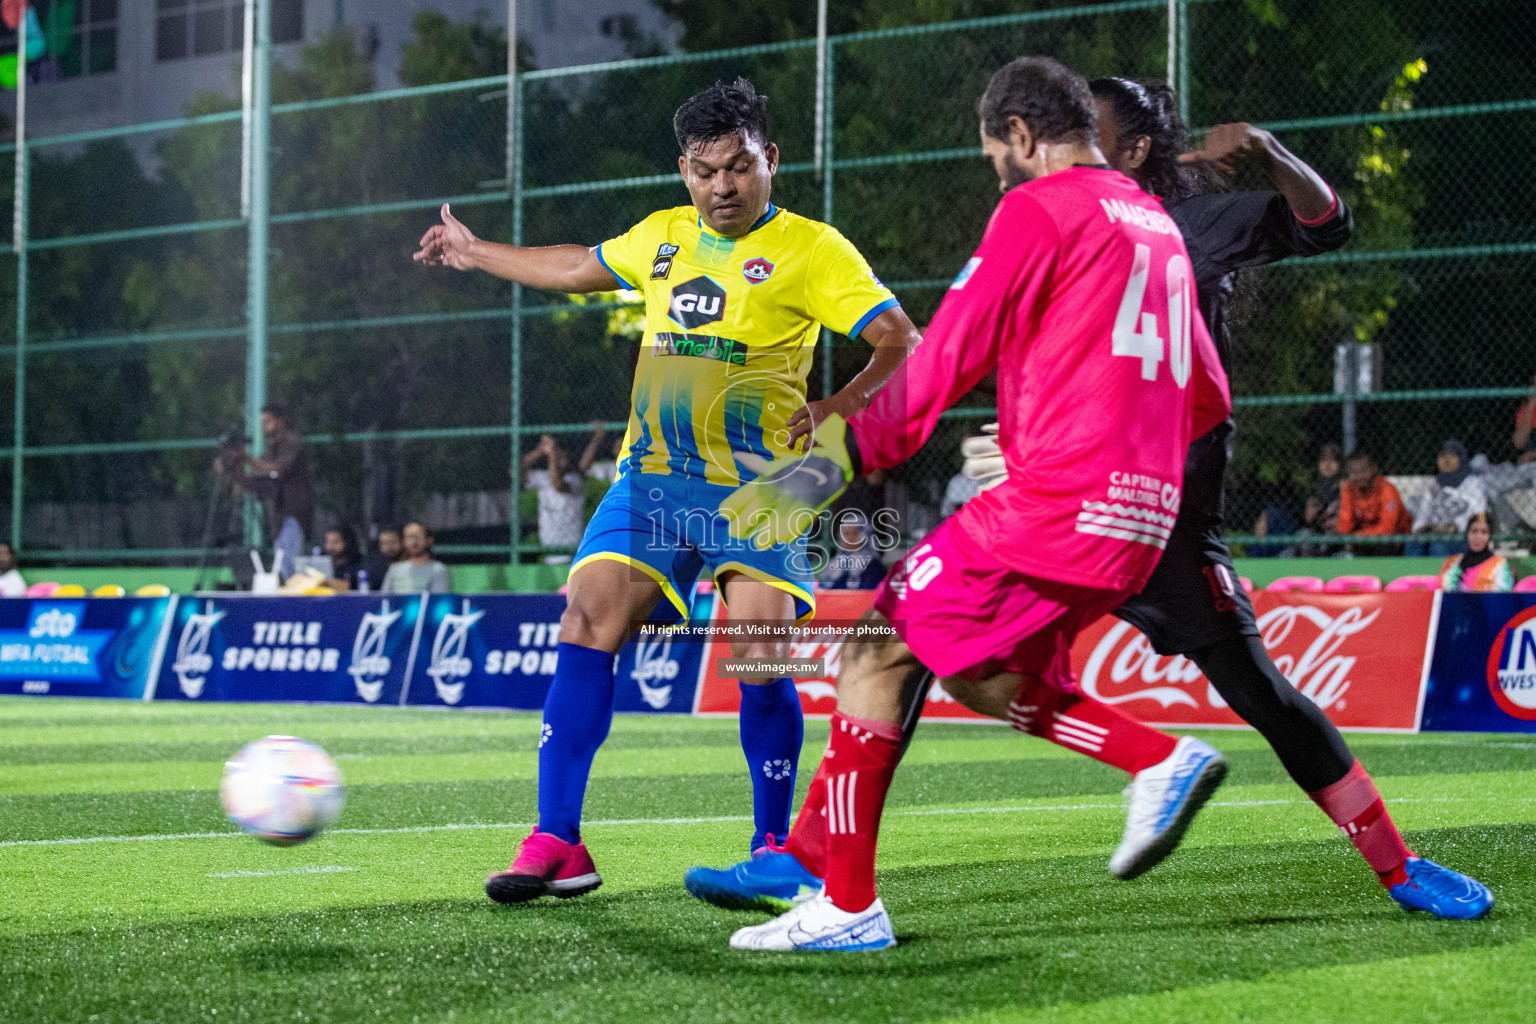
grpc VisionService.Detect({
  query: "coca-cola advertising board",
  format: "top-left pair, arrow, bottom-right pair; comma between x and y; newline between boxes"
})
695,589 -> 1436,732
1070,591 -> 1438,732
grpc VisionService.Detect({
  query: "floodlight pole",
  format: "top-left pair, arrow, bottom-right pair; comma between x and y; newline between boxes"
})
244,0 -> 272,548
11,3 -> 27,551
508,0 -> 524,577
813,0 -> 828,180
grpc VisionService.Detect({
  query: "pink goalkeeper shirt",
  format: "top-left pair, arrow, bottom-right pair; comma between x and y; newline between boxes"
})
851,166 -> 1230,593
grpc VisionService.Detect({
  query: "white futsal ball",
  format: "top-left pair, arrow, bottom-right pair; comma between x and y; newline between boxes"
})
220,735 -> 345,846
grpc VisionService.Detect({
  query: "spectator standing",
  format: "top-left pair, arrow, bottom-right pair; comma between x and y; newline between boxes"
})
363,527 -> 402,586
246,405 -> 315,544
818,513 -> 887,590
0,543 -> 25,596
522,435 -> 584,563
1338,449 -> 1410,553
322,527 -> 365,591
1439,514 -> 1512,592
579,421 -> 625,485
382,523 -> 451,593
1410,440 -> 1487,556
1303,443 -> 1343,535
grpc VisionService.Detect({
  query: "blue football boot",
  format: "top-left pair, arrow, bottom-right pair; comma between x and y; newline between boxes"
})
1389,857 -> 1494,920
685,844 -> 823,914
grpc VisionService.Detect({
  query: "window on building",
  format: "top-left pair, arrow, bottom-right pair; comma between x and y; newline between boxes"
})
156,0 -> 303,63
0,0 -> 120,81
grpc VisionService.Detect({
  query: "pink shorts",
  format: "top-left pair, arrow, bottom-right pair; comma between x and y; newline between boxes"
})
872,516 -> 1128,687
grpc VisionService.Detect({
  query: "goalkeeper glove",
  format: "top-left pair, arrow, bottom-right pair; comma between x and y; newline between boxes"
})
722,413 -> 858,549
960,422 -> 1008,491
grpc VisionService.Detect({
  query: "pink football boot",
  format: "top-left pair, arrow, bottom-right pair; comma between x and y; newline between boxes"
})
485,831 -> 602,904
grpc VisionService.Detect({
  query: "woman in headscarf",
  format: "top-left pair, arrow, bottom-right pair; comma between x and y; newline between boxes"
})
1411,440 -> 1486,557
1439,513 -> 1512,592
817,512 -> 887,590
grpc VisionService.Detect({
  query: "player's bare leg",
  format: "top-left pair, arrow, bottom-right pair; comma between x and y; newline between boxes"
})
486,557 -> 663,904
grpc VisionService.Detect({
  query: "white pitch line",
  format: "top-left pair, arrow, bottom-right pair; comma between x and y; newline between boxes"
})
206,866 -> 357,878
0,795 -> 1518,850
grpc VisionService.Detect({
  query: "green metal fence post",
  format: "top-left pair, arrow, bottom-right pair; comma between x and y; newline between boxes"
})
1177,0 -> 1190,126
11,147 -> 25,552
243,0 -> 272,548
509,71 -> 525,582
820,38 -> 836,401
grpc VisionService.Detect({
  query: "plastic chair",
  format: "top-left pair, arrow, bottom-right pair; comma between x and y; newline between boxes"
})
1238,577 -> 1255,593
1513,576 -> 1536,593
91,584 -> 126,598
1324,575 -> 1383,593
24,581 -> 59,597
52,584 -> 87,597
1385,575 -> 1440,592
134,584 -> 172,597
1266,576 -> 1324,592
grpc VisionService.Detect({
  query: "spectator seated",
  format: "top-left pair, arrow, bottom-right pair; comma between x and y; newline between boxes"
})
1324,575 -> 1382,592
1267,576 -> 1324,592
1384,575 -> 1440,592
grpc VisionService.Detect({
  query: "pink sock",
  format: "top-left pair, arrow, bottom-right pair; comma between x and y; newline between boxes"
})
1007,675 -> 1178,774
820,713 -> 903,913
1308,761 -> 1413,887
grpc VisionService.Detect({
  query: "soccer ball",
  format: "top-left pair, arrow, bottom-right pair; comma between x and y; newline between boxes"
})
220,735 -> 345,846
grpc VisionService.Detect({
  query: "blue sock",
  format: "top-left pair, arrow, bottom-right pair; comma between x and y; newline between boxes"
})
738,678 -> 804,852
537,642 -> 616,844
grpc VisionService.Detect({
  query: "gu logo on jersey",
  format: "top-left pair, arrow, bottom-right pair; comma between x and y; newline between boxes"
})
347,600 -> 401,703
1487,606 -> 1536,720
426,599 -> 485,705
172,601 -> 225,699
630,635 -> 681,709
668,276 -> 727,329
743,257 -> 774,284
651,242 -> 679,280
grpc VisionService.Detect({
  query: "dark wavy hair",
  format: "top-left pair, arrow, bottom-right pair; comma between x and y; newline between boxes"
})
1088,77 -> 1200,201
673,77 -> 770,153
979,56 -> 1096,145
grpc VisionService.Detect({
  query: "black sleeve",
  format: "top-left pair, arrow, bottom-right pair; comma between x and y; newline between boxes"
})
1171,189 -> 1352,278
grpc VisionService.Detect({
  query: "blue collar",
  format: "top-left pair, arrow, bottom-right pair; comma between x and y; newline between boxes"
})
697,202 -> 779,238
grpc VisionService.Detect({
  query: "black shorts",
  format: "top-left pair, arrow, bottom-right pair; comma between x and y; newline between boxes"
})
1114,419 -> 1259,656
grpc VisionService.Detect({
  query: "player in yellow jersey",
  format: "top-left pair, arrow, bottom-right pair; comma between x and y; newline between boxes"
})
414,77 -> 921,903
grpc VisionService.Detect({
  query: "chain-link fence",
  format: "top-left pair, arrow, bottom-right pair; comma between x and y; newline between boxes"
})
0,0 -> 1531,570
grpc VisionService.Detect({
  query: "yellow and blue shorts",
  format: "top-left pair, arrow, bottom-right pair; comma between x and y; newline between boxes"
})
571,471 -> 815,623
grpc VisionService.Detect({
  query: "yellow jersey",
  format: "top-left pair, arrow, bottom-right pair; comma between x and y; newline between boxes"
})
595,203 -> 897,487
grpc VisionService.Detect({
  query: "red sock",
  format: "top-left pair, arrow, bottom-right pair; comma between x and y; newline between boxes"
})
817,713 -> 902,913
1308,761 -> 1414,886
783,768 -> 828,878
1006,675 -> 1177,774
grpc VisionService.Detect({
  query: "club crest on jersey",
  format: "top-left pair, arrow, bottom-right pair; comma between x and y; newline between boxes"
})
668,276 -> 727,329
651,243 -> 680,280
743,257 -> 774,284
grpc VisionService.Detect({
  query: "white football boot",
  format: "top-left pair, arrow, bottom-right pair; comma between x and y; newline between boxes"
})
729,893 -> 896,952
1109,735 -> 1227,879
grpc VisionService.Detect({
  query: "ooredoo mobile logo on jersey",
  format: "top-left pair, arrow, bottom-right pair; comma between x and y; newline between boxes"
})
1486,606 -> 1536,720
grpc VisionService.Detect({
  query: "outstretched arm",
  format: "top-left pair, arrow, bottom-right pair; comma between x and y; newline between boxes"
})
1181,123 -> 1334,223
786,307 -> 921,451
414,204 -> 620,293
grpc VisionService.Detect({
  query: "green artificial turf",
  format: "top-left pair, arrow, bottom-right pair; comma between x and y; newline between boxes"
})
1,698 -> 1532,1023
